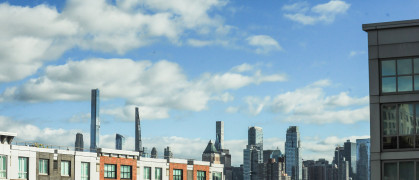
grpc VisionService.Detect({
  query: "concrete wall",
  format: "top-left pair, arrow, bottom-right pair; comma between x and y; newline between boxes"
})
74,151 -> 99,180
9,145 -> 39,180
138,157 -> 169,180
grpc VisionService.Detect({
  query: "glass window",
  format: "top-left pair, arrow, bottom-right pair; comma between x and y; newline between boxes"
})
155,168 -> 162,180
382,60 -> 396,76
383,162 -> 397,180
399,104 -> 414,135
39,159 -> 49,175
18,157 -> 28,179
121,165 -> 131,179
0,155 -> 6,178
398,59 -> 412,75
416,162 -> 419,180
398,76 -> 413,91
383,105 -> 397,136
104,164 -> 116,178
212,172 -> 222,180
81,162 -> 89,180
400,161 -> 414,180
414,58 -> 419,74
144,167 -> 151,180
382,77 -> 397,93
197,171 -> 206,180
61,161 -> 70,176
173,169 -> 183,180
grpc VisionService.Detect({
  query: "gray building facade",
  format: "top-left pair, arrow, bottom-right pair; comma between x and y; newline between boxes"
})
244,126 -> 263,180
356,138 -> 370,180
36,151 -> 75,180
285,126 -> 301,180
90,89 -> 100,152
343,140 -> 356,179
363,19 -> 419,180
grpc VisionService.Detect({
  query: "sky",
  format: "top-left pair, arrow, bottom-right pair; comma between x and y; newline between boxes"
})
0,0 -> 418,166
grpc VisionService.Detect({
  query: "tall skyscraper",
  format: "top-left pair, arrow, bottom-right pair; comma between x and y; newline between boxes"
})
344,140 -> 357,179
164,146 -> 173,159
356,139 -> 370,180
75,133 -> 83,151
115,133 -> 125,150
135,107 -> 142,153
151,147 -> 157,158
285,126 -> 301,180
243,126 -> 263,180
215,121 -> 224,151
90,89 -> 100,152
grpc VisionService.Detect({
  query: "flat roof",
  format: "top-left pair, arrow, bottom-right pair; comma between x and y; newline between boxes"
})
363,19 -> 419,31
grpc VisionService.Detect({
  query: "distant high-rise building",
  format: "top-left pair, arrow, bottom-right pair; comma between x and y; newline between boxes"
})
202,140 -> 220,164
115,134 -> 125,150
215,121 -> 224,151
90,89 -> 100,152
302,159 -> 330,180
356,139 -> 370,180
333,146 -> 349,180
151,147 -> 157,158
135,107 -> 142,153
285,126 -> 301,180
75,133 -> 83,151
244,126 -> 263,180
164,146 -> 173,159
344,140 -> 357,179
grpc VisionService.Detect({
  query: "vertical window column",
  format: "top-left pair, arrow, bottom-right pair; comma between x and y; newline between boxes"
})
18,157 -> 28,179
155,168 -> 162,180
144,167 -> 151,180
121,165 -> 131,179
0,155 -> 6,178
61,161 -> 70,176
81,162 -> 89,180
39,159 -> 49,175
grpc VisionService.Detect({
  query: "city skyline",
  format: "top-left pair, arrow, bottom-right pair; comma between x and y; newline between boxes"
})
2,0 -> 416,166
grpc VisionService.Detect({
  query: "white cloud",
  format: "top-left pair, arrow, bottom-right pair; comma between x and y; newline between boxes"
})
283,0 -> 350,25
246,35 -> 282,54
1,59 -> 286,120
349,50 -> 366,57
68,113 -> 90,123
230,63 -> 254,73
225,106 -> 239,113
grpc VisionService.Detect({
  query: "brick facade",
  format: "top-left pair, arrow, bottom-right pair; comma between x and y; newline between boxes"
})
169,163 -> 187,180
193,165 -> 210,180
100,156 -> 137,180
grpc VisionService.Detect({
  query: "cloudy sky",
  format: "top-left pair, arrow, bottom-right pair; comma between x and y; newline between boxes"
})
0,0 -> 417,165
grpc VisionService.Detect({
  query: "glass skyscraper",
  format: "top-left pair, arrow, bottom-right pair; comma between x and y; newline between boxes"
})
115,133 -> 125,150
243,126 -> 263,180
356,138 -> 370,180
285,126 -> 301,180
90,89 -> 100,152
344,140 -> 357,179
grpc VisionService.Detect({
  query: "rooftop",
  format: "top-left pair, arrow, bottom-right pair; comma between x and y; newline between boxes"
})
363,19 -> 419,31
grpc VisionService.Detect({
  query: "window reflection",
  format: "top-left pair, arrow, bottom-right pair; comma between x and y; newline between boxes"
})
397,59 -> 412,75
383,105 -> 397,136
399,104 -> 414,135
382,60 -> 396,76
400,161 -> 414,180
383,163 -> 397,180
382,77 -> 396,93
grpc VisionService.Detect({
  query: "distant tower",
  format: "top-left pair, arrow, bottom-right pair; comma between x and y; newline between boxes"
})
202,140 -> 220,164
115,134 -> 125,150
135,107 -> 142,153
215,121 -> 224,151
248,126 -> 263,149
151,147 -> 157,158
164,146 -> 173,159
344,139 -> 357,179
90,89 -> 100,152
285,126 -> 301,180
243,126 -> 263,180
75,133 -> 84,151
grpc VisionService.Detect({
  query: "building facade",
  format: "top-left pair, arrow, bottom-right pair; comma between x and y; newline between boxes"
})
356,138 -> 370,180
363,19 -> 419,179
285,126 -> 301,180
343,140 -> 356,179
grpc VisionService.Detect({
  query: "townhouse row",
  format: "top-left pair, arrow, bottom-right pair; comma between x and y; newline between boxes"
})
0,132 -> 224,180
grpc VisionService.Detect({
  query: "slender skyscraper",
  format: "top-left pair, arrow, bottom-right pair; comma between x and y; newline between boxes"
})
215,121 -> 224,151
243,126 -> 263,180
115,133 -> 125,150
135,107 -> 142,153
285,126 -> 301,180
344,139 -> 357,179
90,89 -> 100,152
75,133 -> 83,151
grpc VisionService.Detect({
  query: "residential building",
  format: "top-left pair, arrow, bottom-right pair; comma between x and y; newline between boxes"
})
98,148 -> 138,180
243,126 -> 263,180
302,159 -> 330,180
75,133 -> 83,152
115,133 -> 125,150
363,19 -> 419,179
343,140 -> 356,179
356,138 -> 370,180
285,126 -> 301,180
91,89 -> 100,152
215,121 -> 224,151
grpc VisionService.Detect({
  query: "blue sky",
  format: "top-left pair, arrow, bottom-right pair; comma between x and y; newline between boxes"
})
0,0 -> 417,165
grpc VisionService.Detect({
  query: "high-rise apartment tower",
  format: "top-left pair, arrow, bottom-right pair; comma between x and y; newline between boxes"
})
135,107 -> 142,153
115,133 -> 125,150
75,133 -> 83,151
90,89 -> 100,152
215,121 -> 224,151
285,126 -> 301,180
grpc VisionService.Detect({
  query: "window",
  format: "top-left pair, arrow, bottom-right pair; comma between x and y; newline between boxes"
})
0,155 -> 6,178
173,169 -> 183,180
144,167 -> 151,180
81,162 -> 89,180
155,168 -> 162,180
61,161 -> 70,176
381,103 -> 419,150
381,58 -> 419,93
104,164 -> 116,178
212,172 -> 222,180
383,161 -> 417,180
18,157 -> 28,179
39,159 -> 49,175
120,165 -> 131,179
197,171 -> 206,180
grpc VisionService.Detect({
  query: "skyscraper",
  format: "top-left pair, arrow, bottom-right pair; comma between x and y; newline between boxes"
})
285,126 -> 301,180
164,146 -> 173,159
90,89 -> 100,152
75,133 -> 83,151
356,139 -> 370,180
215,121 -> 224,151
135,107 -> 142,153
151,147 -> 157,158
243,126 -> 263,180
344,140 -> 357,179
115,133 -> 125,150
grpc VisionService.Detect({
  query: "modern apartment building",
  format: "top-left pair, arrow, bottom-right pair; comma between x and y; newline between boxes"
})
285,126 -> 301,180
91,89 -> 100,152
363,19 -> 419,179
243,126 -> 263,180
